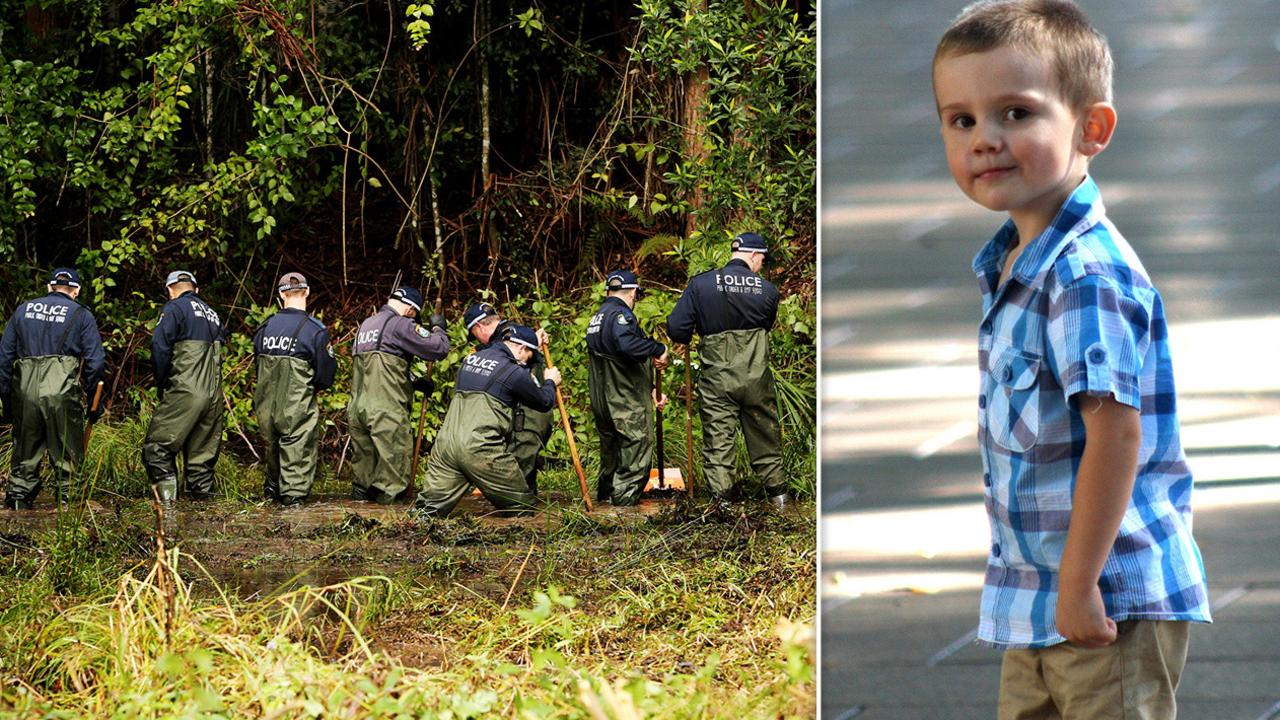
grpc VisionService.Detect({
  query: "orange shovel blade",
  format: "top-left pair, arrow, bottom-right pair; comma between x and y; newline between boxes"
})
644,467 -> 686,493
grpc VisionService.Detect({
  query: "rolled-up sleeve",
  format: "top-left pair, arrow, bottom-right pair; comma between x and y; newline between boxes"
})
1047,274 -> 1149,411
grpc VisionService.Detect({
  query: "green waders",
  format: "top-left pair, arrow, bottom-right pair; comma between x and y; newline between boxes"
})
7,356 -> 84,505
143,340 -> 224,500
698,329 -> 785,498
510,355 -> 552,494
587,353 -> 654,505
255,355 -> 320,501
413,392 -> 536,518
347,352 -> 413,503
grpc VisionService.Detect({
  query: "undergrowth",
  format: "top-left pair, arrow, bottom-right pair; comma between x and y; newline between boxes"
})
0,498 -> 815,718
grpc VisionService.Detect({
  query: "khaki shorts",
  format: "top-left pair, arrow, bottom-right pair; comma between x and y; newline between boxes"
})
998,621 -> 1190,720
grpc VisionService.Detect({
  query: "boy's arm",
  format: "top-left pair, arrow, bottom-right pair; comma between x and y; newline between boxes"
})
1055,393 -> 1141,648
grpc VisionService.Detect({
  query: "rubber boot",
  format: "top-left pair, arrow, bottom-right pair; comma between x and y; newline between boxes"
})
4,497 -> 34,510
767,491 -> 790,509
153,474 -> 180,543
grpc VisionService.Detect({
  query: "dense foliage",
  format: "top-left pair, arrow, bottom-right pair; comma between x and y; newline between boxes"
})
0,0 -> 815,495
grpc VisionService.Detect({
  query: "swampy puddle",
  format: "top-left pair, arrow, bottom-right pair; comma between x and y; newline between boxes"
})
0,491 -> 786,599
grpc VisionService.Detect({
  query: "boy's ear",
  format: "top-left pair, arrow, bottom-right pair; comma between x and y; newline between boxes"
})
1078,102 -> 1117,158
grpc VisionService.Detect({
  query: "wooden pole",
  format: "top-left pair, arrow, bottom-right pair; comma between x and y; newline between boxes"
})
540,341 -> 592,512
82,380 -> 105,454
409,397 -> 429,498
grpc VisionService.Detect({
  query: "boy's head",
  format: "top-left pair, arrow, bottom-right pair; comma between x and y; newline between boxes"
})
932,1 -> 1116,232
935,0 -> 1113,111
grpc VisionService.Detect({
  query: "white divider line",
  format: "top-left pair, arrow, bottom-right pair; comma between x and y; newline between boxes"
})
926,626 -> 979,667
1211,585 -> 1250,613
1254,699 -> 1280,720
913,420 -> 975,459
831,705 -> 866,720
822,595 -> 855,616
824,486 -> 858,511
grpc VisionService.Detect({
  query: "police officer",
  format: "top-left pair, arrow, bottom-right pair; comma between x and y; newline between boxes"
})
252,272 -> 337,505
412,324 -> 562,518
0,268 -> 106,509
347,286 -> 449,503
142,270 -> 226,503
586,270 -> 669,505
462,301 -> 553,495
666,232 -> 787,505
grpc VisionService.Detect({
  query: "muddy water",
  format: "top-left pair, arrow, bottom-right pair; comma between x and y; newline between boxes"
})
3,492 -> 676,598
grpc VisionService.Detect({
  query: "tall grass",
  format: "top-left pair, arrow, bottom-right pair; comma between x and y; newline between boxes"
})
2,508 -> 816,718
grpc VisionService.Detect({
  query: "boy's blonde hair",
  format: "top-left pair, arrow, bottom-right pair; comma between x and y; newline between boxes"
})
934,0 -> 1113,110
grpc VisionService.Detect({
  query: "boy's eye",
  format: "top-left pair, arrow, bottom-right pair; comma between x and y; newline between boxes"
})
1002,107 -> 1031,122
949,115 -> 975,129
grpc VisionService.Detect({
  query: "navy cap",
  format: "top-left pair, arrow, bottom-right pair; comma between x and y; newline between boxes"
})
390,286 -> 424,312
605,269 -> 639,292
277,272 -> 308,293
502,324 -> 541,352
48,267 -> 81,288
463,301 -> 498,330
165,270 -> 198,287
730,232 -> 768,254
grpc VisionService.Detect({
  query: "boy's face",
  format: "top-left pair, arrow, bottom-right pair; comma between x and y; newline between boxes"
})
934,45 -> 1095,236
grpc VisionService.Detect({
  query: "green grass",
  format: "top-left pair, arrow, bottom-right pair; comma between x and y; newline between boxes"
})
0,490 -> 815,718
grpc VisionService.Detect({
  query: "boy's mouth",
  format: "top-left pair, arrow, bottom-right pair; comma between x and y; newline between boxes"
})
975,166 -> 1015,182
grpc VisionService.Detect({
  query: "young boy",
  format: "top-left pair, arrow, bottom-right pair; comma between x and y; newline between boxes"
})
932,1 -> 1211,716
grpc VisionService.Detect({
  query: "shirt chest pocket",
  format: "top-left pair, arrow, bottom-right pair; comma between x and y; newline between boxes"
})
987,346 -> 1042,453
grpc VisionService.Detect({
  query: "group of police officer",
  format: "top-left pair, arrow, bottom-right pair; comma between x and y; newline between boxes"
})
0,232 -> 789,516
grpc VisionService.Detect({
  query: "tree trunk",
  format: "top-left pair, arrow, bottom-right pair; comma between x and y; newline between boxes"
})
478,0 -> 491,186
682,0 -> 709,238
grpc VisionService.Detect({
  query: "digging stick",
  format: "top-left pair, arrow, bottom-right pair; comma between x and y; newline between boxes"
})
408,293 -> 443,499
683,345 -> 695,497
540,341 -> 592,512
409,396 -> 429,497
82,380 -> 105,454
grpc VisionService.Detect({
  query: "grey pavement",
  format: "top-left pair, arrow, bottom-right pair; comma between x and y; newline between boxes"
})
819,0 -> 1280,718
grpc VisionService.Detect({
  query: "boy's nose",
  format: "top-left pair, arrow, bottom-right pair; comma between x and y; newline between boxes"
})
971,122 -> 1001,153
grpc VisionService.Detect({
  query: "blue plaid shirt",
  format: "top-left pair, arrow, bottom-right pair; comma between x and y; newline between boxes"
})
972,177 -> 1211,649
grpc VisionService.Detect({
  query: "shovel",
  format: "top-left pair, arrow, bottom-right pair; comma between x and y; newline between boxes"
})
644,359 -> 685,493
683,345 -> 695,496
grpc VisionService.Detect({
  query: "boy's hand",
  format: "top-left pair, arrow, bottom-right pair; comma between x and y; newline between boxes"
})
1055,583 -> 1117,647
1055,393 -> 1139,649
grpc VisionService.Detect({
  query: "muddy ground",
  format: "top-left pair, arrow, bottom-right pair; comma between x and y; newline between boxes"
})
2,491 -> 815,671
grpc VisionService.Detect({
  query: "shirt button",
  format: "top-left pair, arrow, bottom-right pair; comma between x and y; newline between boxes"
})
992,543 -> 1002,558
1088,347 -> 1107,364
980,321 -> 993,334
983,473 -> 991,487
978,394 -> 987,409
1002,366 -> 1014,382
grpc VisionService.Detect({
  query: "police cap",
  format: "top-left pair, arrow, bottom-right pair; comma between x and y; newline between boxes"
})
390,286 -> 424,312
277,272 -> 308,293
605,269 -> 639,292
502,324 -> 541,353
463,301 -> 498,330
48,267 -> 82,288
731,232 -> 768,254
165,270 -> 198,287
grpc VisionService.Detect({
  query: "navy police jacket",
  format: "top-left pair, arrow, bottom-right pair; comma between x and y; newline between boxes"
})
353,306 -> 449,367
252,308 -> 337,391
666,259 -> 779,344
455,343 -> 556,412
0,291 -> 106,397
586,296 -> 665,363
152,290 -> 224,389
